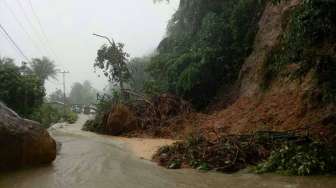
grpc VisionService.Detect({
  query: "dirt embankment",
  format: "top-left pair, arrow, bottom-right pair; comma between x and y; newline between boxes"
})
201,0 -> 335,137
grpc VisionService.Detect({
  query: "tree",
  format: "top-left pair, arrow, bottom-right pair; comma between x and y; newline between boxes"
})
0,56 -> 15,66
128,57 -> 151,92
49,89 -> 64,102
30,57 -> 57,85
82,80 -> 97,104
0,58 -> 45,116
69,81 -> 97,105
93,34 -> 131,97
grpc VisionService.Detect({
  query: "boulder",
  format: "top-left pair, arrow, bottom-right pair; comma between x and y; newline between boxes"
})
0,102 -> 56,170
103,104 -> 136,135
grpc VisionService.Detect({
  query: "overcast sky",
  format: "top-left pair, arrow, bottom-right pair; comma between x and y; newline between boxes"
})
0,0 -> 179,95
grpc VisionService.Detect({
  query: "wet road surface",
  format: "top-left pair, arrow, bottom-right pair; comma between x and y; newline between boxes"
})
1,115 -> 336,188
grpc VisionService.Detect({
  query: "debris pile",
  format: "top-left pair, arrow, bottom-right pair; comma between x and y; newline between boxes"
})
153,131 -> 313,173
132,94 -> 191,127
83,93 -> 196,138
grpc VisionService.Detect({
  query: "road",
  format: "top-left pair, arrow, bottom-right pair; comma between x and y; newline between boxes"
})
1,114 -> 336,188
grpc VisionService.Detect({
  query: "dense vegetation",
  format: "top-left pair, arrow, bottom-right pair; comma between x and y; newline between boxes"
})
84,0 -> 336,176
0,56 -> 77,128
30,103 -> 78,128
262,0 -> 336,103
146,0 -> 266,108
0,57 -> 45,117
256,141 -> 336,176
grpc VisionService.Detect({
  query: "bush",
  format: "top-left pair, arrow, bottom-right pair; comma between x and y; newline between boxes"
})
0,60 -> 45,117
29,103 -> 62,128
256,142 -> 336,176
82,94 -> 115,132
153,134 -> 270,173
30,103 -> 78,128
64,110 -> 78,124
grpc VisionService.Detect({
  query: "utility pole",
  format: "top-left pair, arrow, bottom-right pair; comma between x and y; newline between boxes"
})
58,70 -> 70,119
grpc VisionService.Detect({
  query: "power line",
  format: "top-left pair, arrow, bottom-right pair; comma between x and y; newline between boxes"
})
0,24 -> 30,61
2,0 -> 45,56
15,0 -> 54,59
27,0 -> 65,67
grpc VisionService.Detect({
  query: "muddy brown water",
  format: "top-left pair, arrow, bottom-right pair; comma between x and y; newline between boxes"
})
1,115 -> 336,188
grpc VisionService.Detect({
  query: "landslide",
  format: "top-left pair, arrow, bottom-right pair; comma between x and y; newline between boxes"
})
203,0 -> 336,140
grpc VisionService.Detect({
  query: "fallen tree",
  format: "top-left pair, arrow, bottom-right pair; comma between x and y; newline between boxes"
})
83,93 -> 198,138
153,130 -> 336,175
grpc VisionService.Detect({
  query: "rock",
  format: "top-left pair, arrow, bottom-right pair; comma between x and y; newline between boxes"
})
0,103 -> 56,170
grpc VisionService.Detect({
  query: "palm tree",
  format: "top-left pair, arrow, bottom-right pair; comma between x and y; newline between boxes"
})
30,57 -> 57,84
0,56 -> 14,65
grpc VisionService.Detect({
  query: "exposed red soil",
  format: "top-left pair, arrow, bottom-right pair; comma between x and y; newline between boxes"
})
198,0 -> 335,140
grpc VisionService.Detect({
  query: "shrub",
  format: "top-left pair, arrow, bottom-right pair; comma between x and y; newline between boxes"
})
29,103 -> 62,128
64,110 -> 78,124
0,60 -> 45,117
30,103 -> 78,128
154,134 -> 270,173
256,142 -> 336,175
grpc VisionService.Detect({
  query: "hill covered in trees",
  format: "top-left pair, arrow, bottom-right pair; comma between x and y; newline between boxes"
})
86,0 -> 336,175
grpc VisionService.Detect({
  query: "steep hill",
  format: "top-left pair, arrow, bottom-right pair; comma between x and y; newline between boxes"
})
204,0 -> 336,138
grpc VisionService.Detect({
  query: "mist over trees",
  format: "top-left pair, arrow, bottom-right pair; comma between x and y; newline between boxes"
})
29,57 -> 58,85
69,81 -> 97,105
49,89 -> 63,102
127,56 -> 151,93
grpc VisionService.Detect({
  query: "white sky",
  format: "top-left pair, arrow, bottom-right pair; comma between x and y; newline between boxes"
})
0,0 -> 179,95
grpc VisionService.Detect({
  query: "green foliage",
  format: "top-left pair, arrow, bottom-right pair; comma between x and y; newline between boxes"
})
94,40 -> 131,93
29,103 -> 62,128
256,142 -> 336,176
147,0 -> 266,108
154,134 -> 267,172
30,103 -> 78,128
82,94 -> 116,132
0,59 -> 45,117
261,0 -> 336,102
29,57 -> 57,85
64,110 -> 78,124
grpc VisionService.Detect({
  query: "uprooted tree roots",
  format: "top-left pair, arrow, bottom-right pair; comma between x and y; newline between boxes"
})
86,93 -> 196,138
130,93 -> 192,130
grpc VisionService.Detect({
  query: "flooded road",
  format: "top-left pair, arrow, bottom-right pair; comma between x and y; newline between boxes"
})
1,115 -> 336,188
